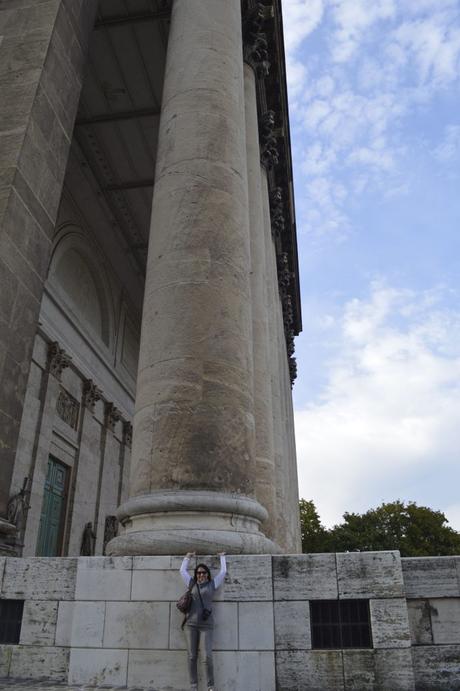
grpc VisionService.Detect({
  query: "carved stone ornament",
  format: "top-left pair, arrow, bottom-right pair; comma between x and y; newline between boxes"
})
47,342 -> 71,381
104,402 -> 122,432
82,379 -> 102,413
259,110 -> 279,169
80,521 -> 96,556
242,2 -> 272,77
270,186 -> 285,239
123,421 -> 133,447
103,515 -> 119,554
56,389 -> 80,430
7,476 -> 31,535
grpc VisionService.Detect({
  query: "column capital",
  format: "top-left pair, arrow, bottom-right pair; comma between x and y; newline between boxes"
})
47,342 -> 71,381
82,379 -> 102,412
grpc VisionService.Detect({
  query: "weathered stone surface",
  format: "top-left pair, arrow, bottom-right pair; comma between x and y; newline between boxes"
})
412,644 -> 460,690
68,648 -> 128,687
55,601 -> 105,647
19,600 -> 58,646
103,601 -> 169,649
429,598 -> 460,644
273,554 -> 338,600
74,556 -> 132,600
213,555 -> 273,602
128,650 -> 275,691
343,648 -> 415,690
9,645 -> 69,681
407,599 -> 433,645
239,602 -> 274,650
0,646 -> 13,677
2,558 -> 77,600
276,650 -> 344,690
131,568 -> 182,601
133,555 -> 173,570
337,551 -> 404,599
370,598 -> 411,648
127,650 -> 188,689
214,651 -> 276,691
274,600 -> 311,650
402,557 -> 460,598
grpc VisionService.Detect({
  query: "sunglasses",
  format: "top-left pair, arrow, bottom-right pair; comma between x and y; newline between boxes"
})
196,570 -> 207,575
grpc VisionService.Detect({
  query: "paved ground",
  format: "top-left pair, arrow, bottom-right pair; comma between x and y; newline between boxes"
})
0,681 -> 158,691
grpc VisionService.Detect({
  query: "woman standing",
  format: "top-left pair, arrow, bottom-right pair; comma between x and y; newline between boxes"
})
180,551 -> 227,691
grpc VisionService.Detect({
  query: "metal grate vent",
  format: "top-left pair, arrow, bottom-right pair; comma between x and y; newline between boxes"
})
310,599 -> 373,649
0,600 -> 24,644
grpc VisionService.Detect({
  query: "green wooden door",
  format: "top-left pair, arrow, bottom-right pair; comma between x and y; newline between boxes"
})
36,457 -> 68,556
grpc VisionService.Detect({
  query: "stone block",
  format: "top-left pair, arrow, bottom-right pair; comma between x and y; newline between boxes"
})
214,555 -> 273,602
274,600 -> 311,650
68,648 -> 128,687
370,598 -> 411,648
127,650 -> 188,689
2,558 -> 77,600
412,644 -> 460,690
402,557 -> 460,598
337,551 -> 404,599
55,601 -> 105,647
103,601 -> 169,649
0,646 -> 13,677
273,554 -> 338,601
343,648 -> 415,690
9,645 -> 69,681
133,555 -> 173,570
131,568 -> 182,601
75,556 -> 132,600
239,602 -> 274,650
407,599 -> 433,645
276,649 -> 344,691
214,651 -> 276,691
430,598 -> 460,644
214,603 -> 239,650
19,600 -> 58,645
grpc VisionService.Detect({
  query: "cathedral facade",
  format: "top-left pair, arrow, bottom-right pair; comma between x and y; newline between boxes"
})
0,0 -> 301,559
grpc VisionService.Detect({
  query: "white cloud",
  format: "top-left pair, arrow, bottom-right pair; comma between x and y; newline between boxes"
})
433,124 -> 460,162
330,0 -> 397,63
295,283 -> 460,530
283,0 -> 325,53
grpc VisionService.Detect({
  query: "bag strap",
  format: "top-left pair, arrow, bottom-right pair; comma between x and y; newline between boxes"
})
180,578 -> 196,630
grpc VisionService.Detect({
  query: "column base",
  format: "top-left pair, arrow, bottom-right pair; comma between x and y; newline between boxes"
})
106,490 -> 281,555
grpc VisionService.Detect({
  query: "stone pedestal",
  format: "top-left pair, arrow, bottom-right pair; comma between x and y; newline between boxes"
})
107,0 -> 275,555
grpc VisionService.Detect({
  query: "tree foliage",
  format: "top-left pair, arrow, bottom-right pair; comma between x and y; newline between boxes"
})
299,499 -> 460,557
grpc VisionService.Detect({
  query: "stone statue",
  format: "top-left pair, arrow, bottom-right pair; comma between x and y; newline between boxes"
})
80,522 -> 96,556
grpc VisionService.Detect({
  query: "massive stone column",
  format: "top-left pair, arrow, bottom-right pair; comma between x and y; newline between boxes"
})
0,0 -> 97,554
244,63 -> 278,542
108,0 -> 277,556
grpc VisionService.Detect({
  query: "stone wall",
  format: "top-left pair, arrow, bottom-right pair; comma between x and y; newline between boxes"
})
403,557 -> 460,690
1,552 -> 457,689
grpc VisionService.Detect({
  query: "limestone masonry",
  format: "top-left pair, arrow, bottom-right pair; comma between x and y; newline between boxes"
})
1,1 -> 459,689
0,553 -> 460,689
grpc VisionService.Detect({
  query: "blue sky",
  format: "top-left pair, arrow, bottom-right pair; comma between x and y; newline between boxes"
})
282,0 -> 460,529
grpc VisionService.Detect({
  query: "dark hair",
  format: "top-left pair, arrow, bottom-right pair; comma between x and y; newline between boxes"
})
194,563 -> 211,581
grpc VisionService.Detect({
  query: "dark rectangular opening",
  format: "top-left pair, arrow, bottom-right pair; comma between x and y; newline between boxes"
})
0,600 -> 24,644
310,599 -> 372,649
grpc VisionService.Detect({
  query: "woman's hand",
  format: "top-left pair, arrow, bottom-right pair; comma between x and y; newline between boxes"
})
186,551 -> 196,559
217,551 -> 226,557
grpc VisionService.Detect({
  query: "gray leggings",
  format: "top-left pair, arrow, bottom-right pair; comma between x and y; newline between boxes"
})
184,625 -> 214,687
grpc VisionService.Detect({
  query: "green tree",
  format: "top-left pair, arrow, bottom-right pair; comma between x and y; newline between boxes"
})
299,499 -> 460,557
299,499 -> 330,553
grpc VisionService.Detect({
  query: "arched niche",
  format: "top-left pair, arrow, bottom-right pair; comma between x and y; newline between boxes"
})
47,227 -> 114,351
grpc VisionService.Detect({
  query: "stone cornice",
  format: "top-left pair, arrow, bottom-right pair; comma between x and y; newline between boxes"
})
242,0 -> 302,385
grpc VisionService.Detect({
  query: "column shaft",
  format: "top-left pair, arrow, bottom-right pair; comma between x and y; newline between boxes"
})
109,0 -> 277,555
244,64 -> 278,542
